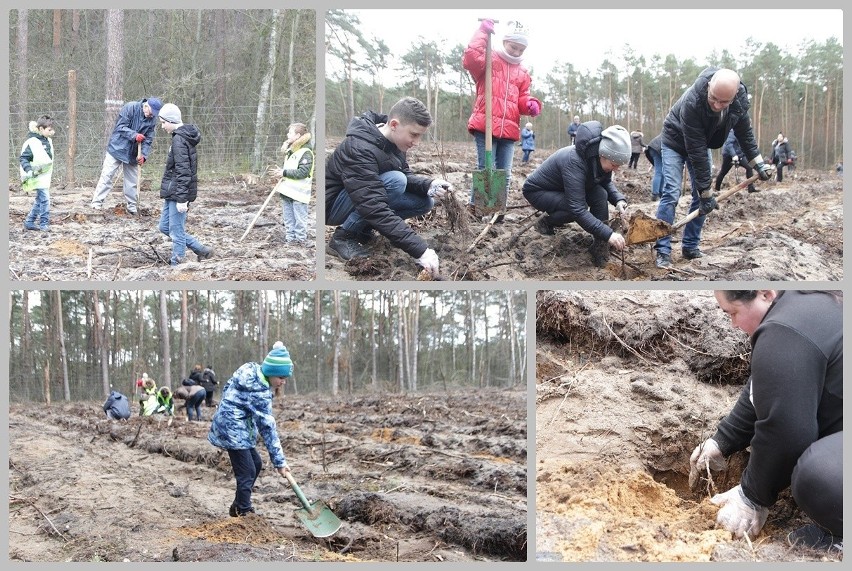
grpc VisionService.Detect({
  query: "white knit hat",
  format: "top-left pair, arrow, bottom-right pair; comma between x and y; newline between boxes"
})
599,125 -> 631,166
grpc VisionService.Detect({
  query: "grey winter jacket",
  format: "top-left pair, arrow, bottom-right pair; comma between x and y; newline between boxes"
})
106,99 -> 158,165
207,362 -> 287,468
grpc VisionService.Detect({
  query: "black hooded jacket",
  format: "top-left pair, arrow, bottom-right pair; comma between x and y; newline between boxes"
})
522,121 -> 626,241
662,67 -> 761,193
160,124 -> 201,204
325,111 -> 433,258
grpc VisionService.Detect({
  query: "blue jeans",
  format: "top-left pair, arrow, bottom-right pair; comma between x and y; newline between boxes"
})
647,147 -> 663,199
25,188 -> 50,229
158,200 -> 206,265
326,170 -> 432,235
522,149 -> 532,162
470,131 -> 515,203
227,448 -> 263,514
282,197 -> 309,242
654,145 -> 713,255
186,389 -> 206,420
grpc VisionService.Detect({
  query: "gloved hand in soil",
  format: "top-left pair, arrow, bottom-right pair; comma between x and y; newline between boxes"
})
755,161 -> 773,181
698,190 -> 718,216
711,485 -> 769,539
416,248 -> 440,278
615,200 -> 627,216
688,437 -> 726,488
607,231 -> 625,251
427,179 -> 452,200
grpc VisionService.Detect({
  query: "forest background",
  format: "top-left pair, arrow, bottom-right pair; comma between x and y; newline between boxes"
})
326,9 -> 843,169
8,290 -> 527,403
7,9 -> 316,183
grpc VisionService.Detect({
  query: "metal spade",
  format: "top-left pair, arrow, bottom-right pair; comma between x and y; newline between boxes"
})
284,472 -> 342,538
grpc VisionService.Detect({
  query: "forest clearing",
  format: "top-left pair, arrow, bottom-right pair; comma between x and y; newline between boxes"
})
323,140 -> 843,282
8,179 -> 317,282
534,290 -> 841,563
8,389 -> 527,562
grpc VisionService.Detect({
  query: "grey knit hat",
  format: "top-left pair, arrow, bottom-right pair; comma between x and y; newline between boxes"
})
158,103 -> 182,124
599,125 -> 631,166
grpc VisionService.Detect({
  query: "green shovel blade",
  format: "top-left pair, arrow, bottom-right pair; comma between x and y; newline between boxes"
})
294,500 -> 342,538
471,168 -> 508,215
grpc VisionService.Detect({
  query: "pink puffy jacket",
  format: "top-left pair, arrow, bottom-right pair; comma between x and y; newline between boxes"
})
463,29 -> 541,142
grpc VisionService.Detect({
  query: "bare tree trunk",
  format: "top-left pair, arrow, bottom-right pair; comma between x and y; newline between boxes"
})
15,10 -> 28,130
331,291 -> 341,396
104,10 -> 125,141
93,291 -> 111,396
214,11 -> 226,164
22,291 -> 34,398
252,9 -> 281,172
53,10 -> 61,58
160,291 -> 172,388
55,291 -> 71,401
410,291 -> 420,391
505,291 -> 518,386
315,291 -> 322,393
370,293 -> 377,391
43,362 -> 51,406
397,292 -> 406,392
181,291 -> 188,381
287,10 -> 300,121
347,294 -> 356,393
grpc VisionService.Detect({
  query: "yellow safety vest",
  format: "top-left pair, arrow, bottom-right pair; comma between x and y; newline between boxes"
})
276,147 -> 314,204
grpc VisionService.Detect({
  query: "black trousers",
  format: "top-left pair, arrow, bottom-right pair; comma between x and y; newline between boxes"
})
523,184 -> 609,236
791,431 -> 842,537
715,155 -> 754,191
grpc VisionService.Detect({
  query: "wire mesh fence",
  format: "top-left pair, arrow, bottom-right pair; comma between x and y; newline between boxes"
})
9,99 -> 316,185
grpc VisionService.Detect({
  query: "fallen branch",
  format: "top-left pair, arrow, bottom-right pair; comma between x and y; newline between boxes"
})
507,211 -> 542,248
601,315 -> 652,365
466,212 -> 501,253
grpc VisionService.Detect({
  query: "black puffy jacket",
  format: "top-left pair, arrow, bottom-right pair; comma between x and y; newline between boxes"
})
160,124 -> 201,204
662,67 -> 761,192
325,111 -> 433,258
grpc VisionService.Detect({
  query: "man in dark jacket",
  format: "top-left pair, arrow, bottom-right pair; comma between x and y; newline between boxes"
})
567,115 -> 580,145
772,133 -> 794,182
690,291 -> 842,549
103,390 -> 131,420
654,68 -> 772,268
521,121 -> 630,268
201,365 -> 218,407
156,103 -> 213,266
325,96 -> 452,279
91,97 -> 162,213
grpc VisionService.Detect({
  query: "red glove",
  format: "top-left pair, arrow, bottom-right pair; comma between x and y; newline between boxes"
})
479,19 -> 494,34
135,133 -> 145,142
527,100 -> 541,117
137,156 -> 145,166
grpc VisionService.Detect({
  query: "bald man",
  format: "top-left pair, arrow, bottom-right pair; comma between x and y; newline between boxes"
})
654,67 -> 772,269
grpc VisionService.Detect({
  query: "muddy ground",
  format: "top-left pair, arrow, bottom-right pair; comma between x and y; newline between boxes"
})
8,177 -> 316,282
8,389 -> 527,562
324,139 -> 843,282
534,290 -> 842,563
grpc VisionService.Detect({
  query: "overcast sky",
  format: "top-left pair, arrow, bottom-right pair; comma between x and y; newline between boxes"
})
333,9 -> 843,83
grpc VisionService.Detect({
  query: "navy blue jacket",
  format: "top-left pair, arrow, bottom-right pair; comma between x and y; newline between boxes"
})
106,99 -> 158,165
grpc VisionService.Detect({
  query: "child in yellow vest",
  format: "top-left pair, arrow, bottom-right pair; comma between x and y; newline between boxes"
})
19,116 -> 56,231
271,123 -> 314,245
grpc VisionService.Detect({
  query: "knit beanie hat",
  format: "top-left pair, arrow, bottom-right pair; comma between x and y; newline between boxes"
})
146,98 -> 163,116
502,20 -> 529,47
261,341 -> 293,377
159,103 -> 182,124
599,125 -> 631,166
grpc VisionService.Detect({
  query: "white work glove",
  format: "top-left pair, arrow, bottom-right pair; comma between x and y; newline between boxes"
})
21,170 -> 33,182
607,232 -> 625,251
732,155 -> 739,164
416,248 -> 440,278
176,202 -> 189,213
427,179 -> 452,200
711,485 -> 769,539
615,200 -> 627,215
689,437 -> 726,488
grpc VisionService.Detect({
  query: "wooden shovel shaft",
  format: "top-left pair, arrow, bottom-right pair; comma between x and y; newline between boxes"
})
239,184 -> 280,242
670,173 -> 761,231
478,18 -> 498,155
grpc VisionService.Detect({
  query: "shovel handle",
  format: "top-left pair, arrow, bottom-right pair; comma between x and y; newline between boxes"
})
671,173 -> 761,231
479,19 -> 497,154
285,471 -> 314,511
